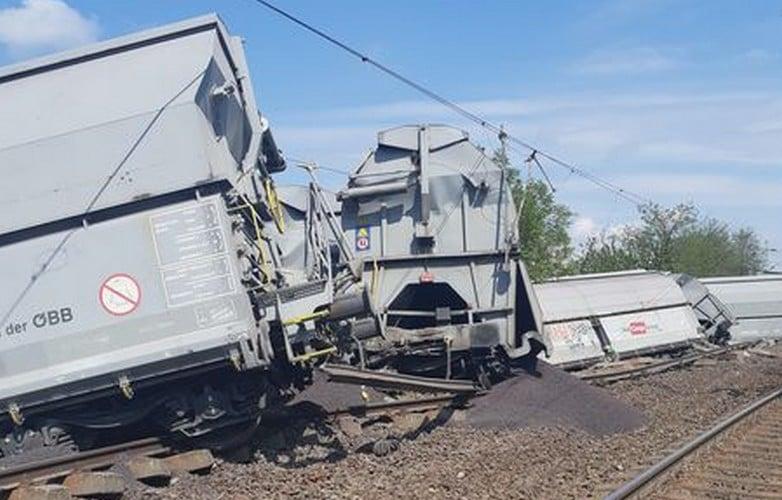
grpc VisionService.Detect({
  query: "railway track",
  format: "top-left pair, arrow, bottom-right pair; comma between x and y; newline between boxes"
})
0,438 -> 214,499
332,393 -> 475,417
578,343 -> 756,384
0,393 -> 466,499
605,386 -> 782,500
0,436 -> 169,491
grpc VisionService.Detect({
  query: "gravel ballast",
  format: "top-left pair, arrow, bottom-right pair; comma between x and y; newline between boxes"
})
134,346 -> 782,500
456,361 -> 646,436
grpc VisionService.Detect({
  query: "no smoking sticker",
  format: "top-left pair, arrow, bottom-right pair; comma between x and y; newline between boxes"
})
355,226 -> 371,251
99,274 -> 141,316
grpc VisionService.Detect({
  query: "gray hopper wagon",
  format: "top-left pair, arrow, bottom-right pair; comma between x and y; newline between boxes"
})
534,270 -> 713,369
700,274 -> 782,343
334,125 -> 550,381
0,15 -> 371,464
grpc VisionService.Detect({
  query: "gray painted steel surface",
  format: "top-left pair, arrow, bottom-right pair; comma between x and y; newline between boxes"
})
0,14 -> 264,235
535,270 -> 702,366
599,308 -> 699,356
0,16 -> 295,417
0,195 -> 258,406
701,275 -> 782,342
276,184 -> 343,282
338,125 -> 547,357
537,270 -> 688,320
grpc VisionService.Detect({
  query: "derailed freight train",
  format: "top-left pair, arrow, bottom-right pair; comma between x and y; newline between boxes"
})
0,15 -> 548,465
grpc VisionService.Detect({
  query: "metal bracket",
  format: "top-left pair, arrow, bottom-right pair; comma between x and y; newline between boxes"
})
229,348 -> 243,371
8,403 -> 24,426
118,376 -> 135,400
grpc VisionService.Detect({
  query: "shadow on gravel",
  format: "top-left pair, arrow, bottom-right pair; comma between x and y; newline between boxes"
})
225,370 -> 463,468
353,402 -> 459,456
249,395 -> 462,467
251,408 -> 350,469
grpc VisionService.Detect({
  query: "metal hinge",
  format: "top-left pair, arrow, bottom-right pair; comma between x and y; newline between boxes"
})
118,376 -> 135,400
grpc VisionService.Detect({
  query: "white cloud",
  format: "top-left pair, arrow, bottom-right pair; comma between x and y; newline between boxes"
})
0,0 -> 99,58
635,141 -> 776,166
572,47 -> 681,75
572,216 -> 597,238
742,48 -> 777,65
586,0 -> 674,26
613,173 -> 782,208
745,119 -> 782,134
276,89 -> 782,176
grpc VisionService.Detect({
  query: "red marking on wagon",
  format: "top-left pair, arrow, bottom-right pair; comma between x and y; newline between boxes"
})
99,274 -> 141,316
629,321 -> 647,335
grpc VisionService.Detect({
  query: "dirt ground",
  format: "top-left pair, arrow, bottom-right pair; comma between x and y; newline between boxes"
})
131,345 -> 782,500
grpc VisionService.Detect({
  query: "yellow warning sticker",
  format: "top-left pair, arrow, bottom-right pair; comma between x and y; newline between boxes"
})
355,226 -> 371,251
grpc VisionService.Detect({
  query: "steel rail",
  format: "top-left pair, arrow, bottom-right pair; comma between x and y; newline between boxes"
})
0,436 -> 169,490
578,353 -> 705,383
579,343 -> 751,383
331,393 -> 476,417
319,364 -> 479,394
604,386 -> 782,500
261,392 -> 478,425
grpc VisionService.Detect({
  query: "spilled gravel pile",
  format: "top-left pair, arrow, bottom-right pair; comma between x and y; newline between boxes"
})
132,345 -> 781,500
455,362 -> 646,436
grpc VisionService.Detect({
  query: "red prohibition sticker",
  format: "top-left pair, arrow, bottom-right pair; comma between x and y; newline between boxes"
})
99,274 -> 141,316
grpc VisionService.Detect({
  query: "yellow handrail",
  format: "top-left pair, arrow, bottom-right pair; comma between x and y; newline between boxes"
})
265,178 -> 286,233
282,309 -> 329,326
291,346 -> 337,363
234,196 -> 272,283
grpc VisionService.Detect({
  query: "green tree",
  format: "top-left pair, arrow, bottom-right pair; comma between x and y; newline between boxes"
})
628,202 -> 698,270
672,220 -> 769,277
495,149 -> 574,281
574,202 -> 769,277
577,231 -> 639,274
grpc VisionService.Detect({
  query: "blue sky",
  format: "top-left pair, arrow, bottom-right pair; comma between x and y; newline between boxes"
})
1,0 -> 780,268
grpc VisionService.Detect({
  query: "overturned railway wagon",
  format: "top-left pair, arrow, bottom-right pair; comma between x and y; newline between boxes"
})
675,273 -> 735,343
0,15 -> 378,465
334,125 -> 549,380
701,275 -> 782,342
534,270 -> 704,369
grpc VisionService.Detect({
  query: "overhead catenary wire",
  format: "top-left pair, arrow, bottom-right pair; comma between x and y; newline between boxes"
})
0,68 -> 208,329
247,0 -> 652,207
287,156 -> 351,177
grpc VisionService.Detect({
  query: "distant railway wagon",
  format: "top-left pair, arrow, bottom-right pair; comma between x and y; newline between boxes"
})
534,270 -> 706,369
701,275 -> 782,342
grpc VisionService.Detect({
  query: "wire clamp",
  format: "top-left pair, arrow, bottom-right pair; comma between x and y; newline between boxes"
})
8,403 -> 24,426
